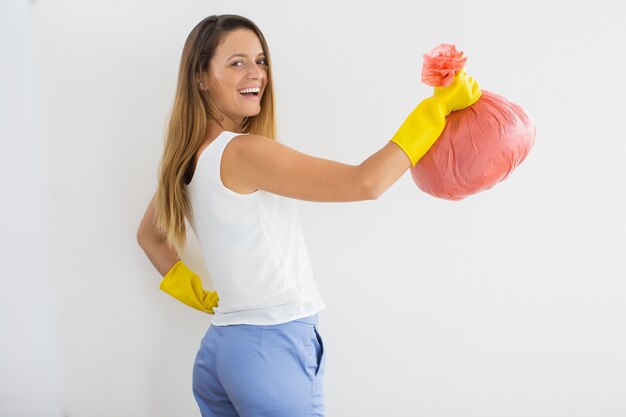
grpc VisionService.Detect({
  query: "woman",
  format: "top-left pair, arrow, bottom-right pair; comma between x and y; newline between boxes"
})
137,14 -> 480,417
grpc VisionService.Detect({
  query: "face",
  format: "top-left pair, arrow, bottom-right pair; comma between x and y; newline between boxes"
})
203,28 -> 268,132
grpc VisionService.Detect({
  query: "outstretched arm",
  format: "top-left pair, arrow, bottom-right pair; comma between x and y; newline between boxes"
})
227,134 -> 411,202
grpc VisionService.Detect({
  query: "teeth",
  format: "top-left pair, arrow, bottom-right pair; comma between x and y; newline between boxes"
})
239,87 -> 260,94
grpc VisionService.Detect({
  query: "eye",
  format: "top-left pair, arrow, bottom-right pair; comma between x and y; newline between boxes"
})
231,58 -> 267,68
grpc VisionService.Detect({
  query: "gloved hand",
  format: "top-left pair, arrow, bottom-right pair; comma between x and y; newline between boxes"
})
159,260 -> 219,314
390,68 -> 481,166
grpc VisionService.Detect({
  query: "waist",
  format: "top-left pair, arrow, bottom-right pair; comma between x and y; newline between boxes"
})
210,302 -> 325,327
291,313 -> 319,326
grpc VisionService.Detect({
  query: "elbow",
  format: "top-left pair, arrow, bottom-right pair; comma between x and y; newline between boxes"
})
137,226 -> 167,247
360,174 -> 382,200
136,232 -> 145,248
136,227 -> 149,247
367,186 -> 382,200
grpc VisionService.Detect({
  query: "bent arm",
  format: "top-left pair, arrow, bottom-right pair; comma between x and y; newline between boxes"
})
136,192 -> 180,276
231,135 -> 412,202
137,194 -> 218,313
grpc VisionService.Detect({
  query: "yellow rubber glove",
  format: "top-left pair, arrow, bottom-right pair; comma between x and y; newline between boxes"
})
390,68 -> 481,167
159,260 -> 219,314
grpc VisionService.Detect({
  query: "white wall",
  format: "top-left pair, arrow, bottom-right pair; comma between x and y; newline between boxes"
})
0,1 -> 64,417
2,0 -> 624,416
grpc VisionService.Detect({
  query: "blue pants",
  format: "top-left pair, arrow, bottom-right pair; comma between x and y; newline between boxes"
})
192,313 -> 327,417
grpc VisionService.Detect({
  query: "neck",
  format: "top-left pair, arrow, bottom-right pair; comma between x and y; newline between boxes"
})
206,113 -> 245,133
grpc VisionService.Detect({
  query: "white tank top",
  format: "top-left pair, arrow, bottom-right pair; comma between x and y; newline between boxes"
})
184,130 -> 327,325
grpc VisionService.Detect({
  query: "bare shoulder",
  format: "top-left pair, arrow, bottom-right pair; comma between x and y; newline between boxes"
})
220,134 -> 272,195
226,134 -> 308,175
227,133 -> 276,153
224,134 -> 288,170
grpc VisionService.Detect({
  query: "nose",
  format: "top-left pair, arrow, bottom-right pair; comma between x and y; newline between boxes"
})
248,62 -> 265,81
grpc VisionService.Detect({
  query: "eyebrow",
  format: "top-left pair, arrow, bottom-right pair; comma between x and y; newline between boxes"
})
227,52 -> 265,61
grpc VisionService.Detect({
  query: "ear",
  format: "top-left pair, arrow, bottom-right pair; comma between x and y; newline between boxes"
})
199,82 -> 207,90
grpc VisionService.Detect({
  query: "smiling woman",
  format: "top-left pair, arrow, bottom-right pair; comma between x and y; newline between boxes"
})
199,28 -> 269,130
137,14 -> 331,417
136,12 -> 480,417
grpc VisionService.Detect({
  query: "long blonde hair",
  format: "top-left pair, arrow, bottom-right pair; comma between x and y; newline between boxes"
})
155,14 -> 277,253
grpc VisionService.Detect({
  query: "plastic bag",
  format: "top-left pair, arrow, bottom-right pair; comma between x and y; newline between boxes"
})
410,44 -> 535,200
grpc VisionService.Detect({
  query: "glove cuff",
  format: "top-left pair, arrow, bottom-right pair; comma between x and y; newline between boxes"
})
390,98 -> 448,167
159,260 -> 187,292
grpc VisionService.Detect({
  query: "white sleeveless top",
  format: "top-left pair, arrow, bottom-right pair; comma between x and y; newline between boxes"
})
184,130 -> 327,326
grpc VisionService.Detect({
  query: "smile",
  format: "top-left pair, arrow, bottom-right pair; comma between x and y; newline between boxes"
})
238,86 -> 261,97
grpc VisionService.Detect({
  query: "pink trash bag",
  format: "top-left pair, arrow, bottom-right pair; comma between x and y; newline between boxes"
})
411,44 -> 535,200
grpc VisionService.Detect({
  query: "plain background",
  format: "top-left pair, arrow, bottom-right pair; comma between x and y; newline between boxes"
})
1,0 -> 625,416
